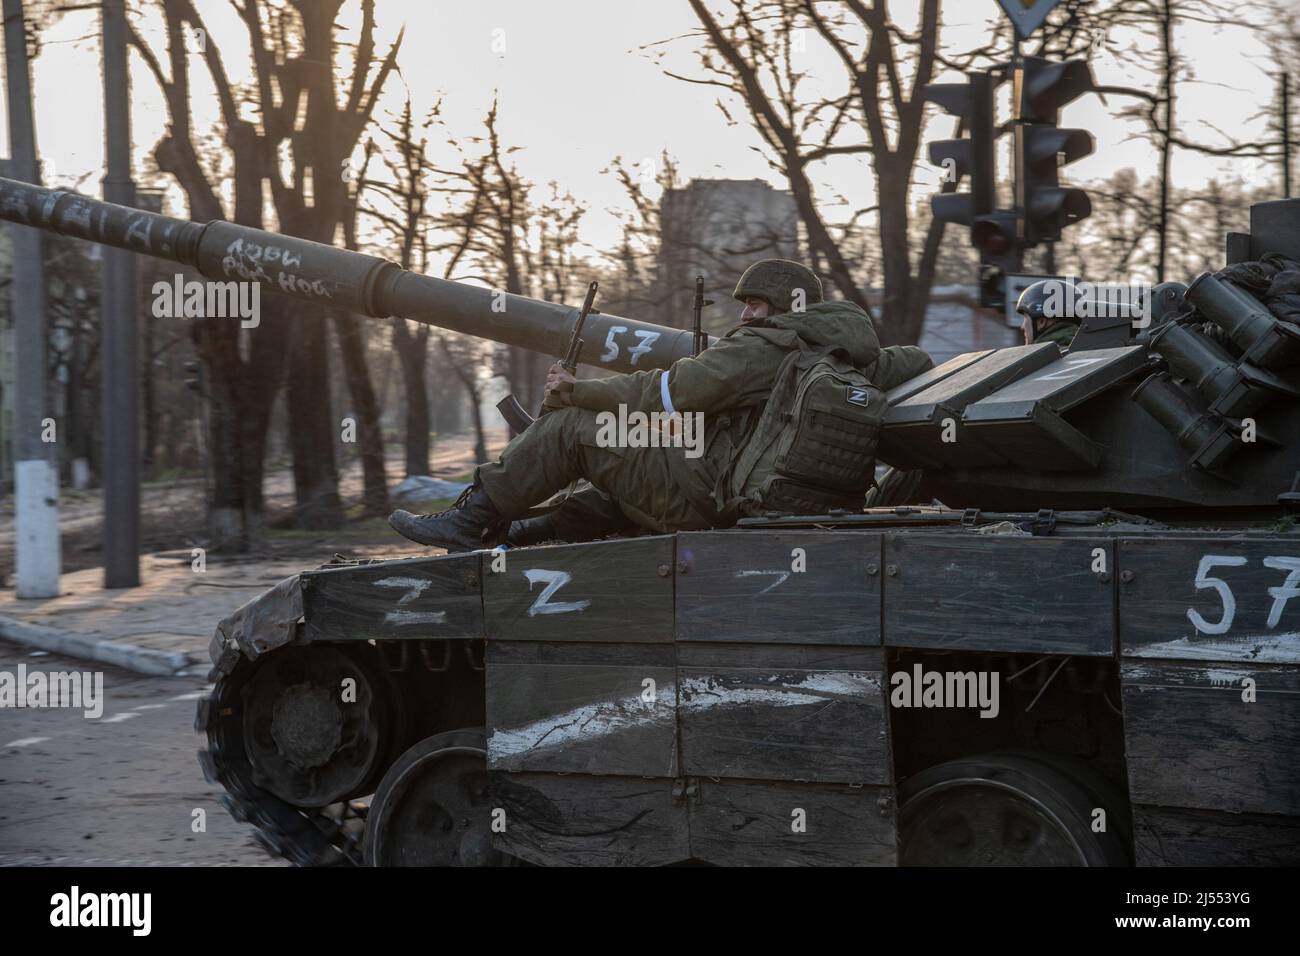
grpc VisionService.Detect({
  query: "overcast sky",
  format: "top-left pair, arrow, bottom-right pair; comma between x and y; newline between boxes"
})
6,0 -> 1284,263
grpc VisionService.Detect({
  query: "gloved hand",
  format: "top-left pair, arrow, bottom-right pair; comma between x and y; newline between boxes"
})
541,363 -> 576,414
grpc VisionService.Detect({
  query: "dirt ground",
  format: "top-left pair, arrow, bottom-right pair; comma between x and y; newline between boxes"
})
0,428 -> 508,579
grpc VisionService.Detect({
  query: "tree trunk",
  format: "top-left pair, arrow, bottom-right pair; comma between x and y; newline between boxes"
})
197,321 -> 247,550
391,318 -> 431,476
154,128 -> 252,547
278,3 -> 349,530
904,213 -> 948,345
784,156 -> 875,324
285,301 -> 342,529
462,369 -> 488,465
439,334 -> 488,463
239,321 -> 282,549
237,309 -> 284,548
510,347 -> 547,412
282,307 -> 343,528
231,119 -> 280,547
468,379 -> 487,464
159,111 -> 276,550
875,162 -> 915,346
334,311 -> 389,515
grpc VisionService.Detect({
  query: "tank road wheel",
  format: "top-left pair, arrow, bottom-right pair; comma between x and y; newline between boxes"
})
364,729 -> 515,867
898,751 -> 1131,866
240,644 -> 395,809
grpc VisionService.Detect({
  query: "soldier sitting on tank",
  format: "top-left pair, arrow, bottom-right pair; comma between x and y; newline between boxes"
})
388,258 -> 935,552
1016,278 -> 1080,349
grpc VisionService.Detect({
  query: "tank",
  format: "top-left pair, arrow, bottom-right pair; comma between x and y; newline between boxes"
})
2,175 -> 1298,867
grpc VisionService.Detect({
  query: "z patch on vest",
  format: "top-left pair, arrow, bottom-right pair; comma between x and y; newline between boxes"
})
845,384 -> 870,406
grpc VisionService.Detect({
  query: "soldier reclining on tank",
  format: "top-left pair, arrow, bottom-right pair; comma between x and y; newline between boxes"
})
388,259 -> 935,552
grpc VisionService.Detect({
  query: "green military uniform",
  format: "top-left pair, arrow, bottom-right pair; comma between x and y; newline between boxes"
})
1035,320 -> 1079,348
477,300 -> 934,533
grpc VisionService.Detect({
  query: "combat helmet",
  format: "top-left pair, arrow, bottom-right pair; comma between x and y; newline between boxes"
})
733,259 -> 824,315
1015,278 -> 1077,324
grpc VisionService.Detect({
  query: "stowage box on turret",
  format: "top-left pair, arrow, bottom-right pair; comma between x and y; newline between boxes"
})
3,176 -> 1298,866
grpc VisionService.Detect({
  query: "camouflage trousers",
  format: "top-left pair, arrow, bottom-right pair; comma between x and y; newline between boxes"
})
476,405 -> 720,534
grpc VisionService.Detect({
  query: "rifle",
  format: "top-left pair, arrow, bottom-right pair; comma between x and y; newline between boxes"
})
496,280 -> 599,432
692,275 -> 713,356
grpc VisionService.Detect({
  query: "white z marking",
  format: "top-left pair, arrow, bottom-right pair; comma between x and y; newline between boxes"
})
1036,355 -> 1110,382
524,568 -> 591,617
376,575 -> 447,626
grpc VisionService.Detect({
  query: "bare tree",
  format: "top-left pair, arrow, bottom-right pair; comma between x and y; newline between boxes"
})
602,152 -> 683,323
535,182 -> 586,307
669,2 -> 874,326
363,94 -> 513,467
337,139 -> 389,516
1264,1 -> 1299,194
1054,166 -> 1275,286
363,97 -> 437,477
431,100 -> 562,412
128,0 -> 269,546
667,0 -> 1005,344
128,0 -> 401,539
1056,167 -> 1159,280
249,0 -> 401,528
1061,0 -> 1281,280
435,335 -> 489,464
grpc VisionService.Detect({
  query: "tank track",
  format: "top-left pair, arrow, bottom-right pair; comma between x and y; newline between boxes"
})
195,638 -> 362,867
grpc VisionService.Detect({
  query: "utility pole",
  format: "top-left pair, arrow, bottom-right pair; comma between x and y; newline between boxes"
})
101,0 -> 138,588
3,0 -> 59,598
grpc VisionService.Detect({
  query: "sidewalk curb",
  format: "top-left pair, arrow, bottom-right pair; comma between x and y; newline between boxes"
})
0,614 -> 197,677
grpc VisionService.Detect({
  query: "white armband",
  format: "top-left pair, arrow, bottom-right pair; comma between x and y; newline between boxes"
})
659,370 -> 677,415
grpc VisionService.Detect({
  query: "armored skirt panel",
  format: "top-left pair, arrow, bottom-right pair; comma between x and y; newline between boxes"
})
480,533 -> 894,866
287,528 -> 1300,866
1115,537 -> 1300,864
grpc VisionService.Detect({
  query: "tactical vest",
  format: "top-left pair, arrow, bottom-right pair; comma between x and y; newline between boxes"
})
726,340 -> 887,516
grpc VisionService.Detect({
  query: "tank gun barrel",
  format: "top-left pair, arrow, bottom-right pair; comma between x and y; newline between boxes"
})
0,176 -> 696,374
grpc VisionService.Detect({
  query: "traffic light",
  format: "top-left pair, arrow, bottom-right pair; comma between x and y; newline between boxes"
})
923,71 -> 995,227
971,211 -> 1020,308
972,211 -> 1017,258
922,56 -> 1096,310
1017,56 -> 1095,244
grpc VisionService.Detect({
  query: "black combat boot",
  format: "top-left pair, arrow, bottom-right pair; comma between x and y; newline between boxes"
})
505,511 -> 560,547
388,484 -> 509,552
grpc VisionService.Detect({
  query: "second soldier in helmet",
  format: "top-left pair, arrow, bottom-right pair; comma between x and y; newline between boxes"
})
1015,279 -> 1080,349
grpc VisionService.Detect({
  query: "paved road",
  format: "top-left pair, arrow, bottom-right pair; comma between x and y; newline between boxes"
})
0,640 -> 276,866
